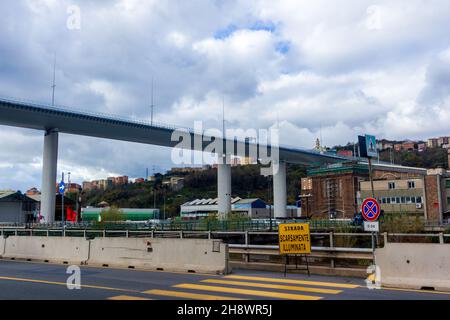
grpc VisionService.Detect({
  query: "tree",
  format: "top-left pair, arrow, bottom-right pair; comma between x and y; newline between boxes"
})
99,206 -> 125,223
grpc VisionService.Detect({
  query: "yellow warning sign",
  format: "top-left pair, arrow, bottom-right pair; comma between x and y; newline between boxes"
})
278,223 -> 311,255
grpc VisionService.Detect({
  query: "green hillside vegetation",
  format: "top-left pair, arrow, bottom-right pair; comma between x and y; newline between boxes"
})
81,164 -> 306,218
378,148 -> 448,169
336,143 -> 448,169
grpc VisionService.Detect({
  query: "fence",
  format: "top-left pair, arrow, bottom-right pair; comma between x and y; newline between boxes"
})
1,227 -> 448,275
0,219 -> 357,232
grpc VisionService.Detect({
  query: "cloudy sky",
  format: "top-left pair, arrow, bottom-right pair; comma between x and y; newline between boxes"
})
1,0 -> 450,191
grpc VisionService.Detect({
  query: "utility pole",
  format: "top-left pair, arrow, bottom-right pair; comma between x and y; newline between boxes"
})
150,77 -> 154,125
51,54 -> 56,106
68,172 -> 71,188
61,171 -> 65,224
163,188 -> 166,220
368,157 -> 375,199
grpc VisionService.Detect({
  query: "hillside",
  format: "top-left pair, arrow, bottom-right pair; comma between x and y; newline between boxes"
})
79,164 -> 306,218
336,143 -> 448,168
378,148 -> 448,169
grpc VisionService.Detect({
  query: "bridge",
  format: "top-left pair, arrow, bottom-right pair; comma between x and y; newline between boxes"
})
0,97 -> 348,223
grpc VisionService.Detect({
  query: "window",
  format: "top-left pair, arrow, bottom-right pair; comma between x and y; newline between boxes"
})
416,196 -> 423,204
386,198 -> 391,204
382,198 -> 386,204
446,180 -> 450,188
411,197 -> 416,204
396,197 -> 401,204
391,197 -> 396,204
447,197 -> 450,206
406,196 -> 412,204
408,181 -> 416,189
401,197 -> 406,204
388,182 -> 396,190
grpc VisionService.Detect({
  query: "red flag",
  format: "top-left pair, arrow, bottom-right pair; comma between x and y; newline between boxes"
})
66,207 -> 77,222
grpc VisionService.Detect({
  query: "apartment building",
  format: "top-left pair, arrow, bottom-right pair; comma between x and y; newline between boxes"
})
360,178 -> 425,215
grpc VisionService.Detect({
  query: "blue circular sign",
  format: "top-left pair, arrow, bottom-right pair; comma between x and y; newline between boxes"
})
361,198 -> 380,222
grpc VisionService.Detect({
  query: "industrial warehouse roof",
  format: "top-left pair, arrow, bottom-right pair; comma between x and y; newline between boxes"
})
182,197 -> 265,208
0,191 -> 37,202
183,197 -> 243,206
234,198 -> 263,204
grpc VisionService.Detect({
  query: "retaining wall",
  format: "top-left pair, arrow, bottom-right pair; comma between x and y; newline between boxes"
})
376,243 -> 450,291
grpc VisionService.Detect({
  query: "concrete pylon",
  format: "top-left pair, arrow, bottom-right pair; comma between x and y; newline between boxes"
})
217,154 -> 231,219
40,129 -> 59,224
273,161 -> 287,219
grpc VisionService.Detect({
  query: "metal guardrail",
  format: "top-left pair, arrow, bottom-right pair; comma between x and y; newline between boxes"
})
2,228 -> 448,247
1,228 -> 448,272
424,220 -> 450,228
0,220 -> 358,232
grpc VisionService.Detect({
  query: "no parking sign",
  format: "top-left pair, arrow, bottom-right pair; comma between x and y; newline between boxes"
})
361,198 -> 381,222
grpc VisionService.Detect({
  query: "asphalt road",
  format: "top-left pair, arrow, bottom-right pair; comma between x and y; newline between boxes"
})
0,259 -> 449,300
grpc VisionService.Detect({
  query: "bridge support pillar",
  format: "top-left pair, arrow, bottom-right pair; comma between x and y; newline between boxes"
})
217,154 -> 231,219
273,161 -> 287,219
40,129 -> 59,224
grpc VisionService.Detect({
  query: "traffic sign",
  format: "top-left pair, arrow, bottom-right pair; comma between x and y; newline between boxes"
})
364,221 -> 379,232
361,198 -> 381,222
58,181 -> 65,194
278,223 -> 311,255
358,134 -> 378,158
365,135 -> 377,158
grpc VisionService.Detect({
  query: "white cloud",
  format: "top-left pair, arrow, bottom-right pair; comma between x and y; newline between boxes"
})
1,0 -> 450,190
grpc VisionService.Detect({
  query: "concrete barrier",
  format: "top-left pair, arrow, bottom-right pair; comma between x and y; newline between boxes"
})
376,243 -> 450,291
0,236 -> 5,257
87,237 -> 230,274
2,236 -> 89,264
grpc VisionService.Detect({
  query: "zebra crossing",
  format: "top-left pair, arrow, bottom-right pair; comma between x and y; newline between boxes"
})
107,274 -> 360,300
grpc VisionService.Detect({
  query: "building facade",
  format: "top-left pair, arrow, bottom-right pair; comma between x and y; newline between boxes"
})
180,198 -> 299,219
427,138 -> 439,148
360,178 -> 424,215
301,162 -> 369,219
302,161 -> 450,222
423,169 -> 450,222
0,191 -> 38,223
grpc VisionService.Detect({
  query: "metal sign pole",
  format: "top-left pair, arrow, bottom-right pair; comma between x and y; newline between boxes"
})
61,172 -> 65,226
371,231 -> 376,264
368,157 -> 375,199
284,255 -> 288,278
